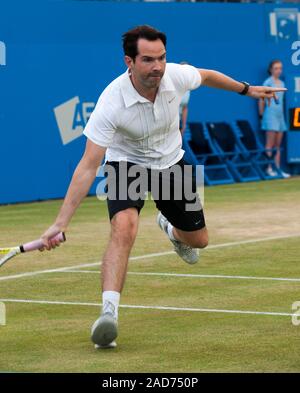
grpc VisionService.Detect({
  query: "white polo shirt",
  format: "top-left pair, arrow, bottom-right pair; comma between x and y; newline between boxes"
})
83,63 -> 201,169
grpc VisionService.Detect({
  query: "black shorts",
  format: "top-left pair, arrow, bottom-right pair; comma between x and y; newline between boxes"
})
104,159 -> 206,232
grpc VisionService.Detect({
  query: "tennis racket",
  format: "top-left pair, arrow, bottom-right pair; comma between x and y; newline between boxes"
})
0,232 -> 66,268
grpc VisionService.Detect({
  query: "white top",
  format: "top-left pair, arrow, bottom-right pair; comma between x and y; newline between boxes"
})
179,91 -> 191,117
83,63 -> 201,169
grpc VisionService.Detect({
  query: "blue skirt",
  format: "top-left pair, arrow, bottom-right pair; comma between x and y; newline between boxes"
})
261,109 -> 287,132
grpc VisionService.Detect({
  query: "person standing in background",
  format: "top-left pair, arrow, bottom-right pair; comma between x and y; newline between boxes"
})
258,60 -> 290,178
179,61 -> 190,136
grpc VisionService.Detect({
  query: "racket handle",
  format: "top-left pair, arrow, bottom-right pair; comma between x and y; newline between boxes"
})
21,232 -> 66,253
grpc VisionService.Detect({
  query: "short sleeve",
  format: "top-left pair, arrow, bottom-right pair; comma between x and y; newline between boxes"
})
263,78 -> 272,87
167,63 -> 202,93
83,99 -> 117,147
180,91 -> 190,107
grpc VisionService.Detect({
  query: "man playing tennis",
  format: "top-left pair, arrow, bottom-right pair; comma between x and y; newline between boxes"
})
41,25 -> 286,349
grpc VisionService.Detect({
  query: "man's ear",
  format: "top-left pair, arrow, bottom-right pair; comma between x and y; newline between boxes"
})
124,55 -> 133,69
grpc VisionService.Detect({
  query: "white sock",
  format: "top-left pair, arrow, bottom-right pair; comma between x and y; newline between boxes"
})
167,223 -> 177,241
102,291 -> 120,319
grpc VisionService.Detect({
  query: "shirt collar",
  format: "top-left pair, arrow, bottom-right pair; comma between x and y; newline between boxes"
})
120,68 -> 176,108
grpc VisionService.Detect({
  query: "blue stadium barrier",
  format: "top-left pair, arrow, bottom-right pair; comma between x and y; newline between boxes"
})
0,1 -> 300,204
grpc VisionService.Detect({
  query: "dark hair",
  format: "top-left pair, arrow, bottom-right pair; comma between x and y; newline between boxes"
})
122,25 -> 167,60
268,59 -> 282,75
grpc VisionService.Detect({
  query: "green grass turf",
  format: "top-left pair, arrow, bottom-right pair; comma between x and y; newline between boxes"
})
0,177 -> 300,372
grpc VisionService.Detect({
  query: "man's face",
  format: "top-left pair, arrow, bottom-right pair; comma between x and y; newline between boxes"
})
126,38 -> 166,89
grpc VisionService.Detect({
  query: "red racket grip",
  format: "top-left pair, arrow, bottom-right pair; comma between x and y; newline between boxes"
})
20,232 -> 66,253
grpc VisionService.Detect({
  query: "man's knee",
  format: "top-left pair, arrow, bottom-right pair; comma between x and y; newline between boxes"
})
111,208 -> 139,244
177,228 -> 209,249
200,236 -> 209,249
192,232 -> 209,249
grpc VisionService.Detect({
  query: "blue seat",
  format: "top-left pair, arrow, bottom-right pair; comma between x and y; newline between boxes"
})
183,122 -> 235,186
206,122 -> 261,182
233,120 -> 283,180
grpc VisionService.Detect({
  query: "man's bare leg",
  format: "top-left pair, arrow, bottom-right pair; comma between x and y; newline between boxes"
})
91,207 -> 139,348
102,207 -> 139,292
173,226 -> 208,249
157,212 -> 208,264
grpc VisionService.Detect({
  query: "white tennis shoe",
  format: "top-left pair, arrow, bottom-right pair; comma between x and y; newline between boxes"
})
157,212 -> 199,265
91,301 -> 118,349
94,341 -> 117,349
266,167 -> 277,177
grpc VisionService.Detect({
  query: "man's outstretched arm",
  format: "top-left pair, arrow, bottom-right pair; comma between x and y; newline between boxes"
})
198,68 -> 287,105
41,139 -> 106,249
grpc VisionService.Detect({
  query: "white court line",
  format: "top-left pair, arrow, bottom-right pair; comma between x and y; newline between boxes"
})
0,251 -> 177,282
0,261 -> 101,282
0,298 -> 293,317
0,232 -> 299,282
62,270 -> 300,283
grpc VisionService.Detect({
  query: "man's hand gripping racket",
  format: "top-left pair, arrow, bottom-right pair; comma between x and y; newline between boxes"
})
0,232 -> 66,268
